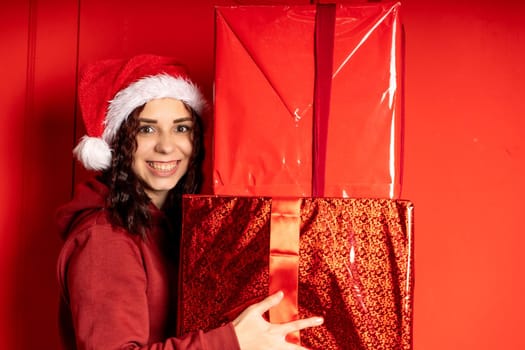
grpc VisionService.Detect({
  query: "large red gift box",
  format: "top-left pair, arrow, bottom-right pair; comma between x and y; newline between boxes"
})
213,2 -> 404,198
178,196 -> 414,350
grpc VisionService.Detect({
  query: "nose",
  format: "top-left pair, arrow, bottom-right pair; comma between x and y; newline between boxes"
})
154,133 -> 175,154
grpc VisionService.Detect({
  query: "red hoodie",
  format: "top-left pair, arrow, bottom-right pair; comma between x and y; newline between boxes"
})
56,177 -> 240,350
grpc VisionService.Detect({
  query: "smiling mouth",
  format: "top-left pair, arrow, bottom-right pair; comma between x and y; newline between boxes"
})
147,161 -> 179,172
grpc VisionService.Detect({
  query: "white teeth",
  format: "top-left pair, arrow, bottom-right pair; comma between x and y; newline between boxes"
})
148,162 -> 177,171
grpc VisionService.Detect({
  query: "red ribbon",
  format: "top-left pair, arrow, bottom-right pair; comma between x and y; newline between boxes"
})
269,198 -> 302,344
312,4 -> 336,197
268,4 -> 336,344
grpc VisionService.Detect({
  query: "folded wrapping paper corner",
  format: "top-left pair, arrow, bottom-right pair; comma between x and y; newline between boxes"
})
178,195 -> 414,350
213,2 -> 404,198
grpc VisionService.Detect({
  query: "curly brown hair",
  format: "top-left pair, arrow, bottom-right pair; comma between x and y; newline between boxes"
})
100,101 -> 204,238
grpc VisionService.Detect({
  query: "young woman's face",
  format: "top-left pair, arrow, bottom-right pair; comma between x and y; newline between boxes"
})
132,98 -> 194,208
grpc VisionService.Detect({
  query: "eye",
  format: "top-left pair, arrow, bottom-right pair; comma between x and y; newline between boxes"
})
175,124 -> 193,133
138,125 -> 155,134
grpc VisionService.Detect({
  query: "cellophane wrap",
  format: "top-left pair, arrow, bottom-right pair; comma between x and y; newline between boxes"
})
178,196 -> 414,350
213,2 -> 404,198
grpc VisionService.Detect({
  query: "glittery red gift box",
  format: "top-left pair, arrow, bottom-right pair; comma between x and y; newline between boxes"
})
178,196 -> 414,350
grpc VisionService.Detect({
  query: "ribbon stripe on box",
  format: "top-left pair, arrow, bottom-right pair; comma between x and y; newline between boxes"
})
269,198 -> 301,343
313,4 -> 336,197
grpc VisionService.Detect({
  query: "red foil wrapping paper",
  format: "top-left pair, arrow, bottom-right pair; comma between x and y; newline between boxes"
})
178,196 -> 414,350
213,2 -> 404,198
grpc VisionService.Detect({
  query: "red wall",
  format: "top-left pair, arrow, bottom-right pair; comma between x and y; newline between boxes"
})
1,0 -> 523,349
403,1 -> 525,348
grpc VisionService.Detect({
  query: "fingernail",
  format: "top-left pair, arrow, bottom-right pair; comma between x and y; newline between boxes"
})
314,317 -> 324,324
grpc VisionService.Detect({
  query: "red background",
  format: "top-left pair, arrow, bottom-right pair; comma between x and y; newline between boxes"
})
1,0 -> 523,349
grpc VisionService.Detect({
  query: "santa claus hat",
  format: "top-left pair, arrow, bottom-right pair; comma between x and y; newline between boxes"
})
74,54 -> 206,171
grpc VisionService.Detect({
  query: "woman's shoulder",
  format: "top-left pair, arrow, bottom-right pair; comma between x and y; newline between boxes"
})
56,208 -> 148,303
58,209 -> 142,264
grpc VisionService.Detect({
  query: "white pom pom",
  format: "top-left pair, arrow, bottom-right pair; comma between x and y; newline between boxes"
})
73,136 -> 112,171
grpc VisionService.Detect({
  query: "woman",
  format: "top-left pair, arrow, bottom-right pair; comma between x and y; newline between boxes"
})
56,54 -> 323,349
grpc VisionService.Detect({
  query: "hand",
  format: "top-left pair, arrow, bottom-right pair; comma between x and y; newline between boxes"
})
232,291 -> 324,350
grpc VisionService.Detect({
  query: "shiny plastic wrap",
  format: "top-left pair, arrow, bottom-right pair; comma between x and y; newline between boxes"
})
178,195 -> 414,349
213,2 -> 403,198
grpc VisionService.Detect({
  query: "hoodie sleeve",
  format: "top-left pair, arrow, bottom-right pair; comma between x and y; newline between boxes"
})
57,221 -> 240,350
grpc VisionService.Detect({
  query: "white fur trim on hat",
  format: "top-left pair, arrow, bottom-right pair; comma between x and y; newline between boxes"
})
73,136 -> 112,171
102,73 -> 206,145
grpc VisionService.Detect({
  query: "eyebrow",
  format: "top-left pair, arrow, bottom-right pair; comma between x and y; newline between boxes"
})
138,117 -> 193,124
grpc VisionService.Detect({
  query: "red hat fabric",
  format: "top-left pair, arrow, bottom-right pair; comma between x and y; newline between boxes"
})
74,54 -> 206,171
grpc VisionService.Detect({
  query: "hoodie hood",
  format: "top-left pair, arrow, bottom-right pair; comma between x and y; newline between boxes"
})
56,177 -> 109,240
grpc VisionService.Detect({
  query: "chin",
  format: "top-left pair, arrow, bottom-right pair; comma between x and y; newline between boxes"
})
148,179 -> 180,191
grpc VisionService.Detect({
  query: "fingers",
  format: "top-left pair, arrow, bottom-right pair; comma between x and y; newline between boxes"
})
279,316 -> 324,335
233,292 -> 323,350
249,290 -> 284,314
249,291 -> 324,333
